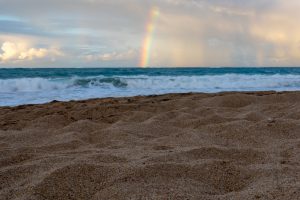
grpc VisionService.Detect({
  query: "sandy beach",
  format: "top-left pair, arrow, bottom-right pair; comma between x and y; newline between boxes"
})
0,91 -> 299,199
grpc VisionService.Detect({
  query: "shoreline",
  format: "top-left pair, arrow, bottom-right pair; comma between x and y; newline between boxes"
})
1,91 -> 299,199
1,90 -> 297,108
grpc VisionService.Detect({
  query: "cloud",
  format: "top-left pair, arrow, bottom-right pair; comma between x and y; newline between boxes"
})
0,41 -> 63,62
86,49 -> 138,62
0,19 -> 51,37
0,0 -> 300,67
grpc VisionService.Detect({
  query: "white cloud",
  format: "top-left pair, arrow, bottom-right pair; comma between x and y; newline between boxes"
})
0,41 -> 63,62
86,49 -> 138,62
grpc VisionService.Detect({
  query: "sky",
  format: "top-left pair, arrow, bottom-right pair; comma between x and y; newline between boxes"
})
0,0 -> 300,68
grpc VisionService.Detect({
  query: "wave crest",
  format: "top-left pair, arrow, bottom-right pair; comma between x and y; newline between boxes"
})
73,77 -> 127,88
0,77 -> 129,92
1,74 -> 300,93
1,74 -> 300,106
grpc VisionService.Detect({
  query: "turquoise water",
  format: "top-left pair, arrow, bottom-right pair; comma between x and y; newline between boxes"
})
1,68 -> 300,79
1,67 -> 300,106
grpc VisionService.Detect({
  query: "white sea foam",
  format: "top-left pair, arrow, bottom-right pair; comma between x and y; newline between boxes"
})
1,74 -> 300,106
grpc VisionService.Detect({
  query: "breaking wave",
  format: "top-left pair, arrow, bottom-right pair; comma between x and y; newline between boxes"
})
1,73 -> 300,106
1,74 -> 300,92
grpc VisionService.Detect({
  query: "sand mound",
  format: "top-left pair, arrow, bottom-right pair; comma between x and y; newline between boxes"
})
0,92 -> 299,199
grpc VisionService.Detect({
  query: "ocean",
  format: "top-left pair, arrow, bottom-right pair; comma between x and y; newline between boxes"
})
0,67 -> 300,106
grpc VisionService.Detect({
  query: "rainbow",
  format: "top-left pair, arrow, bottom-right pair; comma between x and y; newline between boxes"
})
140,7 -> 160,68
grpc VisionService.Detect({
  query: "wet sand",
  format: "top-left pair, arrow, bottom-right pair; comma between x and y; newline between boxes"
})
0,91 -> 299,199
